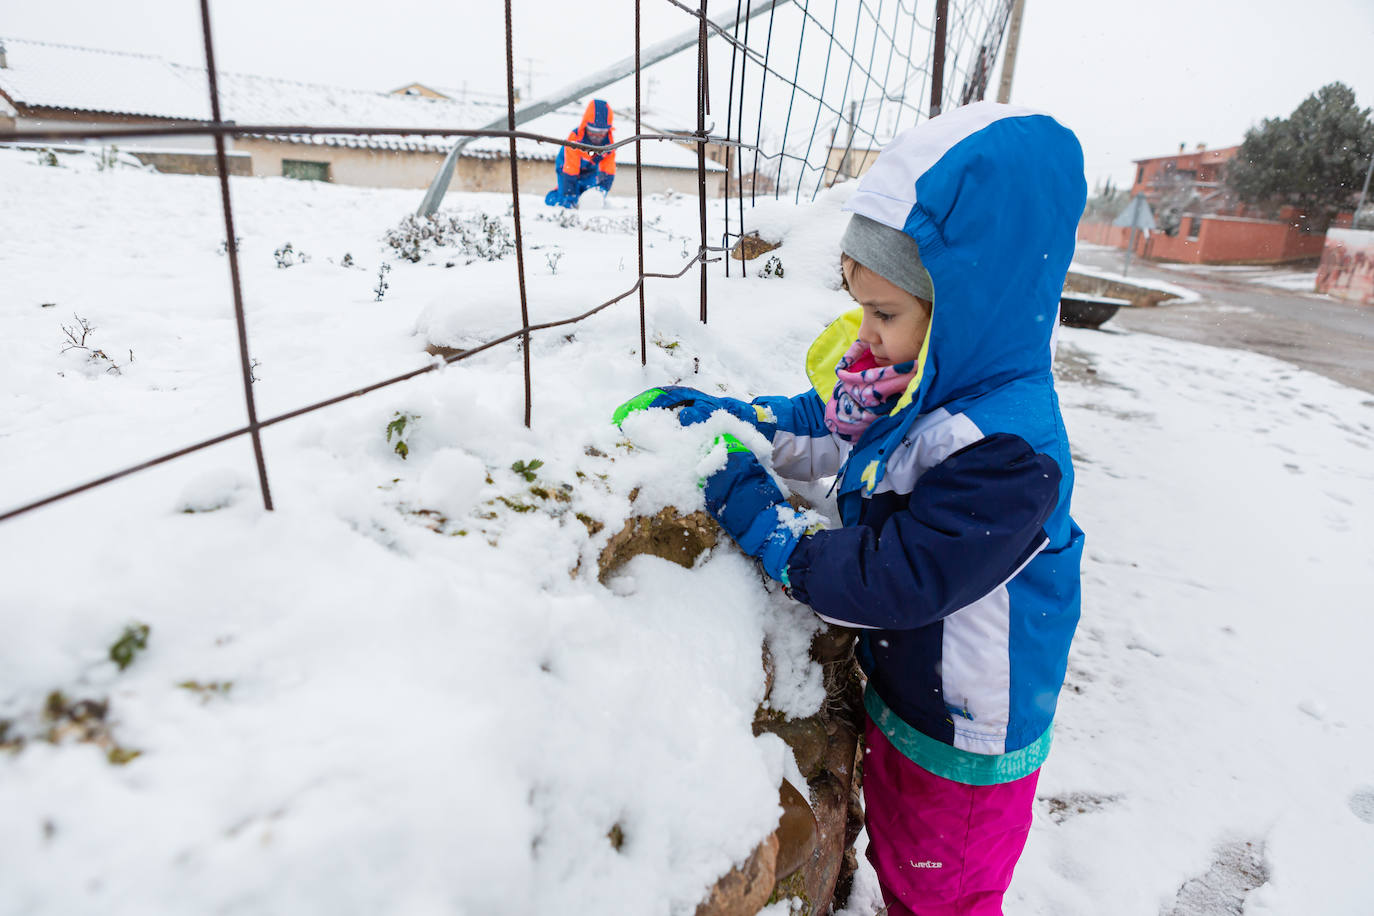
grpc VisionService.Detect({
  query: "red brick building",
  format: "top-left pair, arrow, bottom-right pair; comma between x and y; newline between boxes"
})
1130,144 -> 1240,204
1080,142 -> 1331,265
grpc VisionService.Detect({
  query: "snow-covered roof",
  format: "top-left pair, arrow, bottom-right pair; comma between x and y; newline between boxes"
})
0,37 -> 206,120
0,37 -> 719,170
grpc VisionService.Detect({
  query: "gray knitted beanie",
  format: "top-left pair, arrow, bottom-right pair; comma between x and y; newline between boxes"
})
840,213 -> 934,302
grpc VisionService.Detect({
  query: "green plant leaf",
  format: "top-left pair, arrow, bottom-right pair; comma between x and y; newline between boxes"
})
109,623 -> 150,672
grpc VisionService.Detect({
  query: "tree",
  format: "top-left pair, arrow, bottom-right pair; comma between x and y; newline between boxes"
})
1225,82 -> 1374,230
1083,175 -> 1128,223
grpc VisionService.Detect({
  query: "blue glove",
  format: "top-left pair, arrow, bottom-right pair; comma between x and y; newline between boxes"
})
611,386 -> 778,439
596,172 -> 613,192
701,434 -> 815,583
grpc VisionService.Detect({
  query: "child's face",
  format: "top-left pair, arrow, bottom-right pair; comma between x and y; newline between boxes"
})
844,259 -> 932,367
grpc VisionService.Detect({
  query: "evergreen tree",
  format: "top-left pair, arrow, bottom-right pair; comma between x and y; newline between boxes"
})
1226,82 -> 1374,229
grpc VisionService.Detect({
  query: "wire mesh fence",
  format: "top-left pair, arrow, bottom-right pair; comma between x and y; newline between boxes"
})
0,0 -> 1012,523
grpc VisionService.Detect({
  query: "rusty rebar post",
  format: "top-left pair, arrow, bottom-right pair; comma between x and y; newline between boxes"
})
198,0 -> 273,511
636,0 -> 648,365
736,0 -> 752,275
504,0 -> 534,427
723,0 -> 742,277
930,0 -> 949,117
698,0 -> 710,324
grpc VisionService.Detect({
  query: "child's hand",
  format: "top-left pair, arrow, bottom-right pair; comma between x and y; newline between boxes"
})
612,386 -> 775,437
700,434 -> 817,584
611,386 -> 719,427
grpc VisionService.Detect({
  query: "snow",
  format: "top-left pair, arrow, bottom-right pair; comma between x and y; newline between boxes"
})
3,146 -> 1374,914
1157,262 -> 1321,294
1067,259 -> 1202,303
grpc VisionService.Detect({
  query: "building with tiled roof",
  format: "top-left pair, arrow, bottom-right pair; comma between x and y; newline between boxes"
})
0,36 -> 724,196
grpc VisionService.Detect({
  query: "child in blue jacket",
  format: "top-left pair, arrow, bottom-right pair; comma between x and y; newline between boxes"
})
617,102 -> 1087,914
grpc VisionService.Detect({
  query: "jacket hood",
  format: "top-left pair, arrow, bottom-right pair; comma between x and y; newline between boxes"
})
578,99 -> 614,135
838,102 -> 1086,419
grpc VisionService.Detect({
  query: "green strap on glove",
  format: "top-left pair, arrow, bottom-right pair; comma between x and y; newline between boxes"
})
611,388 -> 669,429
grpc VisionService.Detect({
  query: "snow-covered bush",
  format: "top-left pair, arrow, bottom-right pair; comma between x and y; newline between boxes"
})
383,211 -> 514,264
58,314 -> 125,376
273,242 -> 308,268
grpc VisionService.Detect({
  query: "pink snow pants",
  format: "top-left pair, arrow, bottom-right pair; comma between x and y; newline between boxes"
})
862,718 -> 1039,916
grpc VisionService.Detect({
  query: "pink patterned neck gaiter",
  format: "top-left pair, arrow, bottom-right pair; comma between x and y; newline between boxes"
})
823,340 -> 919,443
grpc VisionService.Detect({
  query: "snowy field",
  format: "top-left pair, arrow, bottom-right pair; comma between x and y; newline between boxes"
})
2,148 -> 1373,915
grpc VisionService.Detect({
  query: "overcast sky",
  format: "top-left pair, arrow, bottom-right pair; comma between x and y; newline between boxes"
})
5,0 -> 1373,188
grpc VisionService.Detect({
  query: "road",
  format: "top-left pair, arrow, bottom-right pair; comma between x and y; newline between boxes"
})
1071,246 -> 1374,395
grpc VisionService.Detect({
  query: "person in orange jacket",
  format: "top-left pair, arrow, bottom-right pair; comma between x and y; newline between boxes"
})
544,100 -> 615,208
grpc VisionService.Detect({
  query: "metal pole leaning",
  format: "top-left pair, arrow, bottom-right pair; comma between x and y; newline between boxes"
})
504,0 -> 534,427
198,0 -> 273,512
636,0 -> 648,366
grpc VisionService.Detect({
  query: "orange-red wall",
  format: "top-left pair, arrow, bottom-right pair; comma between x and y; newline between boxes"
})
1078,216 -> 1324,264
1317,228 -> 1374,306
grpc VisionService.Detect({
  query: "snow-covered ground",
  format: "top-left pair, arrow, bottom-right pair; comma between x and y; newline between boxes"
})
1075,241 -> 1321,297
1156,261 -> 1321,294
2,149 -> 1373,915
1067,253 -> 1202,304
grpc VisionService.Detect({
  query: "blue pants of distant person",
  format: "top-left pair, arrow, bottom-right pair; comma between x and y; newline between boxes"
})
544,168 -> 611,209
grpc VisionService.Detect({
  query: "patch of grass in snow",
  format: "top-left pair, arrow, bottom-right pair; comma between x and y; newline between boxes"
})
1037,791 -> 1121,825
1,619 -> 156,762
386,412 -> 419,460
108,622 -> 150,671
177,680 -> 233,703
510,458 -> 544,482
0,691 -> 145,766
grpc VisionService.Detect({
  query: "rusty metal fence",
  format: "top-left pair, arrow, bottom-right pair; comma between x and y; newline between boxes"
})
0,0 -> 1013,523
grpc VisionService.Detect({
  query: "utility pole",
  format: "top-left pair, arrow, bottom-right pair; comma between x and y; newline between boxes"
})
841,100 -> 857,178
521,57 -> 538,100
997,0 -> 1026,104
1356,152 -> 1374,230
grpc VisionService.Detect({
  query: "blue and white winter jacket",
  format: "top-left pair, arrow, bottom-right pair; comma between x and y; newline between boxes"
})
756,103 -> 1087,785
